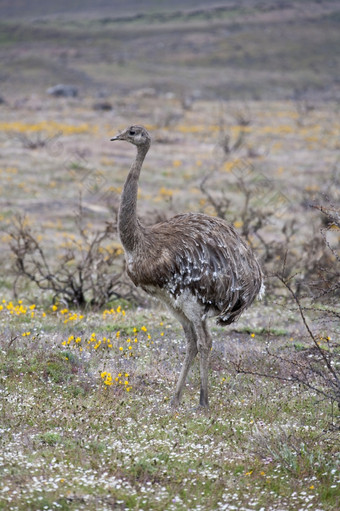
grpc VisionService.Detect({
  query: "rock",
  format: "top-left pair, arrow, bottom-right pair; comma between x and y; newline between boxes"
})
47,84 -> 78,97
92,101 -> 113,111
131,87 -> 157,98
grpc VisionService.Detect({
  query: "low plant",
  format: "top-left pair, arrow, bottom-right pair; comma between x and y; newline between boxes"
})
8,202 -> 139,308
234,202 -> 340,421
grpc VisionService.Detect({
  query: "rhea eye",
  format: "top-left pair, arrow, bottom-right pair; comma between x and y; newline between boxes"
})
129,130 -> 135,136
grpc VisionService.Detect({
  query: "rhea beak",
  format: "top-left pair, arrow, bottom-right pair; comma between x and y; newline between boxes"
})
110,134 -> 120,141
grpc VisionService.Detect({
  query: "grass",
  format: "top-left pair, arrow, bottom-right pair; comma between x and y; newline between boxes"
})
0,299 -> 339,511
0,2 -> 339,509
235,325 -> 289,337
0,91 -> 339,511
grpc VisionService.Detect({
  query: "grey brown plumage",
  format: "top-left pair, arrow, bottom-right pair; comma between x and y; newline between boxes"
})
127,214 -> 262,325
110,125 -> 264,408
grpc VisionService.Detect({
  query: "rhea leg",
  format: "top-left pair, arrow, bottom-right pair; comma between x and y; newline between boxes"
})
198,320 -> 212,408
171,322 -> 198,407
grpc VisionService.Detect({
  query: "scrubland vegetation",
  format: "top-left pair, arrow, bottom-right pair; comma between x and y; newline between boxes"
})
0,1 -> 339,510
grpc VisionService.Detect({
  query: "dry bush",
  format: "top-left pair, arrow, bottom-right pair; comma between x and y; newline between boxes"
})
230,105 -> 252,127
234,203 -> 340,418
199,121 -> 339,300
200,111 -> 279,243
8,203 -> 140,308
153,107 -> 183,128
235,275 -> 340,417
8,130 -> 55,150
199,120 -> 339,414
199,126 -> 293,290
308,201 -> 340,302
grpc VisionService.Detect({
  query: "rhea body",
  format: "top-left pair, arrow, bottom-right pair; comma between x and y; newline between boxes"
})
111,125 -> 264,407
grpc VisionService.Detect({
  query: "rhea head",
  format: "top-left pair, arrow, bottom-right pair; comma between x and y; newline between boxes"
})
110,125 -> 151,148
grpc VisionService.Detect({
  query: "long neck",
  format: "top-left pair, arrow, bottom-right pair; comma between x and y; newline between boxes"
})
118,143 -> 149,252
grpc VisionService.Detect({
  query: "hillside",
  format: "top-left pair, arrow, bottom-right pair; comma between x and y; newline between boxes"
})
0,0 -> 339,100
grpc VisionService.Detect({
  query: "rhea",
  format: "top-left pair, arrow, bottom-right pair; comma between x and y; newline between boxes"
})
110,125 -> 264,408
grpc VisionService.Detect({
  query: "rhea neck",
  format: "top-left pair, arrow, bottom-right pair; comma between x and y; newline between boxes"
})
118,141 -> 150,253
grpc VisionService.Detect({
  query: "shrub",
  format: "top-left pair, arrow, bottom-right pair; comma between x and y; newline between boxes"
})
8,204 -> 139,308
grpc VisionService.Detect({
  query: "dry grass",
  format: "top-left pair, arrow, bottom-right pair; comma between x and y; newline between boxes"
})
0,3 -> 339,509
0,89 -> 339,511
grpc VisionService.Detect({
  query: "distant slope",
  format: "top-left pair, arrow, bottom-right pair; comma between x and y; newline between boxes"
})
0,0 -> 339,100
0,0 -> 217,20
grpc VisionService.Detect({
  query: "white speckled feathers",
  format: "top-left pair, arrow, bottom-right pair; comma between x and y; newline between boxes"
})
126,213 -> 263,325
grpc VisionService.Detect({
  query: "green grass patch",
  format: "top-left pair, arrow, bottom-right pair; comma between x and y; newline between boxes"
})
0,308 -> 339,510
236,325 -> 289,336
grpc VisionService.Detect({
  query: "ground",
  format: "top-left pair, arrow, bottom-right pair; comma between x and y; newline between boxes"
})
0,2 -> 339,510
0,299 -> 339,510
